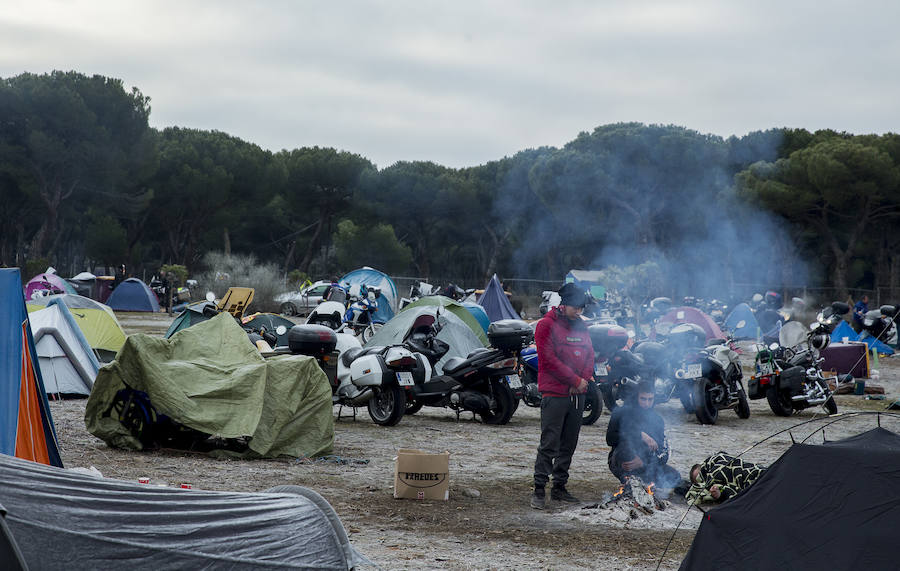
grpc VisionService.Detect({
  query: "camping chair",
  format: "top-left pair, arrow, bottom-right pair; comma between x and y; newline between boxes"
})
216,287 -> 255,318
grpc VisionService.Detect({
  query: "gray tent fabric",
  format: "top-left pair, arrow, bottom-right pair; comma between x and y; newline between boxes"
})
0,503 -> 26,571
0,452 -> 366,570
477,274 -> 520,322
29,303 -> 99,396
365,306 -> 484,374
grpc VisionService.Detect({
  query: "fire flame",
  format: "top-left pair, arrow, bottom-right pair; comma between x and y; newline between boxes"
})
613,485 -> 625,498
646,483 -> 655,496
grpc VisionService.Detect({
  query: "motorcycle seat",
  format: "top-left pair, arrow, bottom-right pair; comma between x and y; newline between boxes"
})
441,356 -> 469,374
467,347 -> 492,359
340,346 -> 383,367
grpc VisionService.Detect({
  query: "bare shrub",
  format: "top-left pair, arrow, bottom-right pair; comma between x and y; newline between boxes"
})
194,252 -> 285,313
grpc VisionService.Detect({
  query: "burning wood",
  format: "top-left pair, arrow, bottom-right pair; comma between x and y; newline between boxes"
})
586,476 -> 667,515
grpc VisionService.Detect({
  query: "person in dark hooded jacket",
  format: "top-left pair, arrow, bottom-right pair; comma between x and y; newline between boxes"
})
531,282 -> 594,509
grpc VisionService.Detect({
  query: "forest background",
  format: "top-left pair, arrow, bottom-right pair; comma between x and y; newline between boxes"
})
3,71 -> 899,306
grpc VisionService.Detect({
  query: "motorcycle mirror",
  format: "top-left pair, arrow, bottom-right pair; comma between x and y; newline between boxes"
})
205,291 -> 216,302
275,325 -> 287,336
831,301 -> 850,316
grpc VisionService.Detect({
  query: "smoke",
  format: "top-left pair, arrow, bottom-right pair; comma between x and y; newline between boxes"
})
492,123 -> 810,304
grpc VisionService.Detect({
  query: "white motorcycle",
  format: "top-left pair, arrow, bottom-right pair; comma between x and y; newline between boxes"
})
284,324 -> 431,426
305,285 -> 383,343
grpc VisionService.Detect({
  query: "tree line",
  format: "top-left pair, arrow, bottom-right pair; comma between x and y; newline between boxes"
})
2,70 -> 899,300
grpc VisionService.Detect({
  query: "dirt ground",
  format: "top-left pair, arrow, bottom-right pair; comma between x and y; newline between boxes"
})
48,311 -> 900,570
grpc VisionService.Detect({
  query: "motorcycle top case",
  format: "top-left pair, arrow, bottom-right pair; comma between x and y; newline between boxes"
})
588,324 -> 629,358
487,319 -> 534,351
287,324 -> 338,356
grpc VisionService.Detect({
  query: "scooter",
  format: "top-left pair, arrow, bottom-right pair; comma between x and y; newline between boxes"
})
283,323 -> 430,426
402,313 -> 530,425
748,301 -> 848,417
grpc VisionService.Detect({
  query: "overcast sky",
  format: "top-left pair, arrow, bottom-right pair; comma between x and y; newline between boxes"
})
2,1 -> 898,169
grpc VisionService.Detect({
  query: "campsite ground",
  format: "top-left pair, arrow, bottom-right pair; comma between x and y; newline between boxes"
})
49,311 -> 900,570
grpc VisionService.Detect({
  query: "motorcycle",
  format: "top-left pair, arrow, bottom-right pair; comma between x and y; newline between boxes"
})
861,305 -> 898,345
748,301 -> 849,417
402,314 -> 530,425
283,323 -> 430,426
305,285 -> 383,343
517,345 -> 603,425
589,323 -> 642,412
687,329 -> 750,425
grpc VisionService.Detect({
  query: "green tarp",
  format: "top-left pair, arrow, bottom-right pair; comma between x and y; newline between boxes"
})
86,312 -> 334,458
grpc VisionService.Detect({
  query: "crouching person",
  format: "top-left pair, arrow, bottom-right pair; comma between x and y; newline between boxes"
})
606,381 -> 681,491
686,452 -> 766,504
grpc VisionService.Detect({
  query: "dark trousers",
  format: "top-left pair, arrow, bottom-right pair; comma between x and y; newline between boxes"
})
534,394 -> 584,488
608,447 -> 681,488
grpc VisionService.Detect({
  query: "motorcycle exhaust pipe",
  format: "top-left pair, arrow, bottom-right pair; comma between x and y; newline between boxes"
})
348,387 -> 374,406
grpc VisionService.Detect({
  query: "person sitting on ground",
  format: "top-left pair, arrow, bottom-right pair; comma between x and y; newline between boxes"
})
685,452 -> 767,505
606,381 -> 681,491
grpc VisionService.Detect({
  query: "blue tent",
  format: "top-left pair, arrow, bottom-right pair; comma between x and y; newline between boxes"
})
477,274 -> 520,322
831,321 -> 895,355
340,267 -> 398,324
0,268 -> 63,467
462,302 -> 490,334
724,303 -> 760,339
106,278 -> 160,312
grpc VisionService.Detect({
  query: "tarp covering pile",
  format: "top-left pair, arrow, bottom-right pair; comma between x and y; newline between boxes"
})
85,312 -> 334,458
0,452 -> 366,569
28,300 -> 100,396
27,293 -> 127,361
0,268 -> 63,467
830,320 -> 895,355
477,274 -> 520,321
680,427 -> 900,570
366,306 -> 484,374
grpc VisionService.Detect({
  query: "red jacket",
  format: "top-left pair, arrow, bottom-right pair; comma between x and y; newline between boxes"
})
535,307 -> 594,397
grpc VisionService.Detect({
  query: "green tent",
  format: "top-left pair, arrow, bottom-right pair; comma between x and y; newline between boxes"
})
164,301 -> 218,338
86,312 -> 334,458
403,295 -> 488,346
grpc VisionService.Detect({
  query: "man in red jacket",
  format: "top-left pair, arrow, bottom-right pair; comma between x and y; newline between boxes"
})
531,283 -> 594,509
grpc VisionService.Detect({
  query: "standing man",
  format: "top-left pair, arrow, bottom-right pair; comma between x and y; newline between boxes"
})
531,282 -> 594,509
853,295 -> 869,333
606,381 -> 681,490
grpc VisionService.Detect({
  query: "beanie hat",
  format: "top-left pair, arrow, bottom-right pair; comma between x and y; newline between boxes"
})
557,283 -> 587,308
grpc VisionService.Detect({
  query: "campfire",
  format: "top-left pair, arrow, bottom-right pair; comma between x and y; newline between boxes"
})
584,476 -> 668,516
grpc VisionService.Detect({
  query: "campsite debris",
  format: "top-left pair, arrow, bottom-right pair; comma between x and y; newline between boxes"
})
180,483 -> 193,489
461,487 -> 481,498
138,477 -> 150,484
295,455 -> 370,465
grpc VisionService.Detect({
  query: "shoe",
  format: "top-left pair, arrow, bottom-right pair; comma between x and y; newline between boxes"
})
530,486 -> 546,510
551,485 -> 579,503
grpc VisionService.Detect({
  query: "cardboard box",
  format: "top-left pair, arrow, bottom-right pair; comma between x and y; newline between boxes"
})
394,449 -> 450,500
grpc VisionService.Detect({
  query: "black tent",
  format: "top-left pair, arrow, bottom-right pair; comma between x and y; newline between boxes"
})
680,427 -> 900,570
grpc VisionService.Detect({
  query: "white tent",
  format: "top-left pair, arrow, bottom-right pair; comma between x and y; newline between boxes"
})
29,303 -> 100,396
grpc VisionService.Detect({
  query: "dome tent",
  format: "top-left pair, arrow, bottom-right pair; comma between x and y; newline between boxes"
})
106,278 -> 160,312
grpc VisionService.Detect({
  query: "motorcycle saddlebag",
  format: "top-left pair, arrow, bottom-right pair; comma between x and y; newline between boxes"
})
747,375 -> 767,399
487,319 -> 534,351
287,324 -> 338,356
778,365 -> 806,395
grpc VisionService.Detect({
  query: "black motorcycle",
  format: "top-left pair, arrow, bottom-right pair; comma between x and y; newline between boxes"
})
748,302 -> 848,416
401,314 -> 531,425
517,345 -> 603,426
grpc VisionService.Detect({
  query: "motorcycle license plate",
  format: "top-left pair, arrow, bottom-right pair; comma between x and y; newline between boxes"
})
686,364 -> 702,378
506,374 -> 522,389
594,364 -> 608,376
396,371 -> 414,386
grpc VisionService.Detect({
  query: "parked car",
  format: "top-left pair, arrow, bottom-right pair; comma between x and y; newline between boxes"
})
276,280 -> 330,316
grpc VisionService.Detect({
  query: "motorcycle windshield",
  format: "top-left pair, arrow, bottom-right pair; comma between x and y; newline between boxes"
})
779,321 -> 807,349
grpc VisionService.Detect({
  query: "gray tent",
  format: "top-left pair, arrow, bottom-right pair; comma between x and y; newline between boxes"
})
0,452 -> 366,569
365,305 -> 484,374
29,302 -> 100,396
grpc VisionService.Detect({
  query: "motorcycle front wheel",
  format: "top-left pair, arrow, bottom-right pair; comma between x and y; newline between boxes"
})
735,386 -> 751,419
480,379 -> 516,425
361,323 -> 383,343
367,385 -> 407,426
693,378 -> 719,425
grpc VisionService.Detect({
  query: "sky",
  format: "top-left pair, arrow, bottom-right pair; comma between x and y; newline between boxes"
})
2,0 -> 899,169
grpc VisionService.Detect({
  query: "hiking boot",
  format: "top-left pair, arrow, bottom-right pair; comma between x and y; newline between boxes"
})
551,485 -> 579,503
530,486 -> 546,509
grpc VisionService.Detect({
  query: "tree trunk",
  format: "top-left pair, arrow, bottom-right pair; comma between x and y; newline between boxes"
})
299,217 -> 326,273
223,227 -> 231,256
